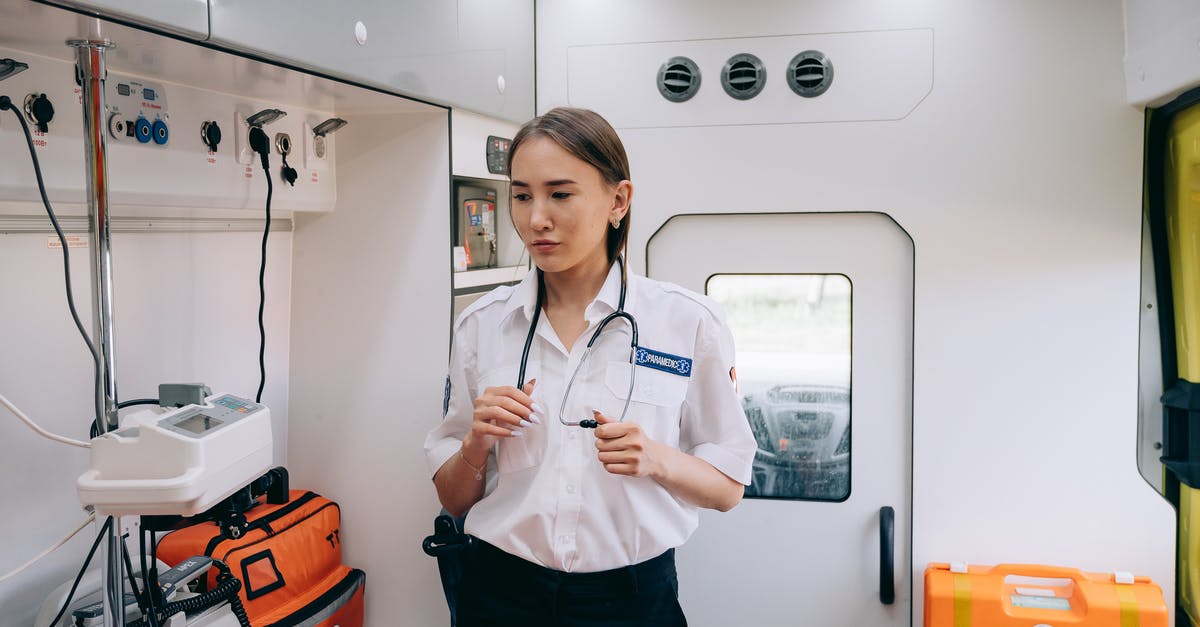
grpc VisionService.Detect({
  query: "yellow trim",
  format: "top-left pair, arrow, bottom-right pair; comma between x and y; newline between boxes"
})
953,573 -> 971,627
1166,105 -> 1200,380
1117,585 -> 1140,627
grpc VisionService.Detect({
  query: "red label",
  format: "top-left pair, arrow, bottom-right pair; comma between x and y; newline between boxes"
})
310,171 -> 319,183
206,152 -> 217,165
74,87 -> 82,105
244,166 -> 254,179
33,130 -> 47,149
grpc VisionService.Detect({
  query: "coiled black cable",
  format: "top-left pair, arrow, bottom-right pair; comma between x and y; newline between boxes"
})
127,559 -> 249,627
0,95 -> 105,437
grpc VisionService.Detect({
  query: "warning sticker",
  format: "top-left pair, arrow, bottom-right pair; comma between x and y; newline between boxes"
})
48,235 -> 88,249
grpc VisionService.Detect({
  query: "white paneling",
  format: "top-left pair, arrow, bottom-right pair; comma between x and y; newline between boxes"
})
568,28 -> 933,128
0,229 -> 292,626
287,110 -> 451,627
538,0 -> 1174,623
1124,0 -> 1200,105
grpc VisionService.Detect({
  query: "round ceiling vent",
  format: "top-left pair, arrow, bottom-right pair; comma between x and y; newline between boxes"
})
787,50 -> 834,97
721,53 -> 766,100
657,56 -> 701,102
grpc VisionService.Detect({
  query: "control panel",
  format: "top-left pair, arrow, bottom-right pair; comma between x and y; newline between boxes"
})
106,76 -> 170,145
0,43 -> 343,213
486,134 -> 511,175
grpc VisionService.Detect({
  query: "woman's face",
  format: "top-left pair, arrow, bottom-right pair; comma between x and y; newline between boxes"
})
509,136 -> 630,275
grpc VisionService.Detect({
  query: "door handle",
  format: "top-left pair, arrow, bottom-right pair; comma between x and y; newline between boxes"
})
879,505 -> 895,605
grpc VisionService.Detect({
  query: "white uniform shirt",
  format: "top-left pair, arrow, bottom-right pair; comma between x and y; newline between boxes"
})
424,262 -> 757,572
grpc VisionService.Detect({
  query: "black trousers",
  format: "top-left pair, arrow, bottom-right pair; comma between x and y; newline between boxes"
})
456,540 -> 688,627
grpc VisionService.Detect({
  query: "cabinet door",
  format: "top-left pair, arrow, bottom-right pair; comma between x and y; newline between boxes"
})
209,0 -> 534,123
456,0 -> 534,122
45,0 -> 209,39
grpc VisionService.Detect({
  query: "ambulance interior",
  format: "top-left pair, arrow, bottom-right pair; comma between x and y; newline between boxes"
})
0,0 -> 1197,625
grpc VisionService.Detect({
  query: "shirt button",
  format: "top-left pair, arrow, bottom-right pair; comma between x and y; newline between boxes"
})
566,485 -> 576,494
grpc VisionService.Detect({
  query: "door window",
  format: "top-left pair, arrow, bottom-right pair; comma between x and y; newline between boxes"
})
706,274 -> 852,501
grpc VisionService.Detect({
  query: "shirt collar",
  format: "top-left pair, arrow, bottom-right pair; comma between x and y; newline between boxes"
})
500,260 -> 629,325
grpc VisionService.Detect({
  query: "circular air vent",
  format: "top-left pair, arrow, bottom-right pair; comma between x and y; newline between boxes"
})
657,57 -> 701,102
721,53 -> 766,100
787,50 -> 834,97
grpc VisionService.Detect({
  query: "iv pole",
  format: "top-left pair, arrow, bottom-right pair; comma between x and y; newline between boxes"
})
66,34 -> 124,626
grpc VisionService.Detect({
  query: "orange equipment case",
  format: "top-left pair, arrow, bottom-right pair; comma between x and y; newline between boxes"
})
158,489 -> 364,627
924,563 -> 1167,627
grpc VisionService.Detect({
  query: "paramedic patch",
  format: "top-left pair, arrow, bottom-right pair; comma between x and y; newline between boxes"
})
634,347 -> 692,377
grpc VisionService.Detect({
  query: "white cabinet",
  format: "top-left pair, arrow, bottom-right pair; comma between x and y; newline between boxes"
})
208,0 -> 534,123
41,0 -> 210,39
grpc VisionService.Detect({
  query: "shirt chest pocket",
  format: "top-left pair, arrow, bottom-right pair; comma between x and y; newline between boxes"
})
603,361 -> 689,444
476,363 -> 544,474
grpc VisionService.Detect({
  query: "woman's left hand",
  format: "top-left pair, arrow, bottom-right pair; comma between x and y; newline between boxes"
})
593,410 -> 666,478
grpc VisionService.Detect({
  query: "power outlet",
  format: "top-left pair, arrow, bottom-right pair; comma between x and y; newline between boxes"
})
303,122 -> 332,170
234,109 -> 253,165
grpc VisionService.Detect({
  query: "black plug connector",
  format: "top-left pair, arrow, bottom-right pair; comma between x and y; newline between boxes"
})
248,125 -> 271,170
0,95 -> 12,111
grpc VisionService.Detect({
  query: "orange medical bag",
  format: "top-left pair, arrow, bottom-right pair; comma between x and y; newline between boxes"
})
157,489 -> 365,627
924,563 -> 1167,627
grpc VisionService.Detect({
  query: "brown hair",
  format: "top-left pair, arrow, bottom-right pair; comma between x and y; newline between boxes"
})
506,107 -> 631,264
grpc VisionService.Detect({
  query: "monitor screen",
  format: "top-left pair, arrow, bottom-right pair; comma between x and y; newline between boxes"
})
175,413 -> 223,435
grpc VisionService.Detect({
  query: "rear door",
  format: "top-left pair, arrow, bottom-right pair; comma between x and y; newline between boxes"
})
647,212 -> 914,626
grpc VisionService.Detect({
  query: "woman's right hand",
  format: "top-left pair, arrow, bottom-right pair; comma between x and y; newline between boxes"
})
461,380 -> 542,461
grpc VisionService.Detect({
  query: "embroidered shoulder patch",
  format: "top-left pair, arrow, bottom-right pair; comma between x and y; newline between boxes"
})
634,347 -> 693,377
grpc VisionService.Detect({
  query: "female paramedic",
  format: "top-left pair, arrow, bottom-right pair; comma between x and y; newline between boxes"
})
424,107 -> 757,627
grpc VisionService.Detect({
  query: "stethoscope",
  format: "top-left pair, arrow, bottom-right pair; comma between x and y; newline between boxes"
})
517,256 -> 638,429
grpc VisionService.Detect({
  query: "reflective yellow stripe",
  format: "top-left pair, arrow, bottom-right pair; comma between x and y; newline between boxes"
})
953,574 -> 971,627
1117,585 -> 1140,627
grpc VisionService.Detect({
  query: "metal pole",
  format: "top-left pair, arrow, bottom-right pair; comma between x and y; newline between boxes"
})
67,37 -> 124,627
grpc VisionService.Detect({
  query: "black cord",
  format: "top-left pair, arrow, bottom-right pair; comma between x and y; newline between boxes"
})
117,398 -> 160,409
0,96 -> 105,436
140,527 -> 160,627
45,516 -> 112,627
149,528 -> 161,627
253,133 -> 272,404
120,534 -> 144,612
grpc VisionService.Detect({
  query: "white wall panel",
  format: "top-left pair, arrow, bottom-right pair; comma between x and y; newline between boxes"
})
539,0 -> 1173,623
287,110 -> 451,627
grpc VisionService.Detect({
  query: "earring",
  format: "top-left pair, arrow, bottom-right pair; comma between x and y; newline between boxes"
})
611,217 -> 621,229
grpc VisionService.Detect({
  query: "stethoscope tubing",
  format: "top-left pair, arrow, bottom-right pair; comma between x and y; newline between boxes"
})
517,257 -> 638,429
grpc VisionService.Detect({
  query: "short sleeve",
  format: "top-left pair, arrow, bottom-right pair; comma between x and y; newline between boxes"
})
679,311 -> 757,485
424,314 -> 481,478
